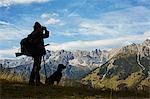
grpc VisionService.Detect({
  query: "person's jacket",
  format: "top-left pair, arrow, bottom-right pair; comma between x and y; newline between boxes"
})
28,29 -> 49,57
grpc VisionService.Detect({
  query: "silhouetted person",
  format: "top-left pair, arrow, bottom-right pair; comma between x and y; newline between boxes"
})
29,22 -> 49,86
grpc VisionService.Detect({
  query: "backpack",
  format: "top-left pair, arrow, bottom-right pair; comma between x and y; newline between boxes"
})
20,37 -> 33,56
20,35 -> 46,57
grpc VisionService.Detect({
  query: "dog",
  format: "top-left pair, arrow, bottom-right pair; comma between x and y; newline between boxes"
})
45,64 -> 66,85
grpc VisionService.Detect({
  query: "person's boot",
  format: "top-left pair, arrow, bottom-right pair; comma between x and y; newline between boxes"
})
35,72 -> 43,86
29,81 -> 35,86
36,81 -> 44,86
29,70 -> 35,86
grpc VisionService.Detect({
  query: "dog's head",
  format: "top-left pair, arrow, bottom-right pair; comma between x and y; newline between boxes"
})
57,64 -> 66,71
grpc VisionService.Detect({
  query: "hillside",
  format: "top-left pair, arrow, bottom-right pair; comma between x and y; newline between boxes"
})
81,39 -> 150,91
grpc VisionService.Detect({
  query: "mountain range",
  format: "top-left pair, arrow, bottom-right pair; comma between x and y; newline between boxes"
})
0,49 -> 108,83
0,39 -> 149,90
81,39 -> 150,90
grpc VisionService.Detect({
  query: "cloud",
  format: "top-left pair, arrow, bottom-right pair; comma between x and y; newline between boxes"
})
46,33 -> 149,51
0,32 -> 149,59
62,32 -> 77,36
0,0 -> 49,7
73,6 -> 150,37
41,13 -> 49,19
0,48 -> 17,59
41,13 -> 60,25
1,2 -> 150,59
144,30 -> 150,39
0,21 -> 30,41
46,18 -> 60,25
41,13 -> 59,19
60,30 -> 78,36
67,0 -> 87,17
57,6 -> 150,37
0,20 -> 11,25
137,0 -> 150,4
79,21 -> 120,36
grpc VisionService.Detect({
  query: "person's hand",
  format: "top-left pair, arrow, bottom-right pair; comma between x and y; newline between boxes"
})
42,26 -> 46,30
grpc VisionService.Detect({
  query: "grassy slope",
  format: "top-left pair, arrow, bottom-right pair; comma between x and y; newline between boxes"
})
0,79 -> 149,99
0,79 -> 104,99
81,52 -> 150,97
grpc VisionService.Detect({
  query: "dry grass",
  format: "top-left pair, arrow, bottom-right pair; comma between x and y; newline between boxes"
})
0,79 -> 149,99
0,71 -> 25,83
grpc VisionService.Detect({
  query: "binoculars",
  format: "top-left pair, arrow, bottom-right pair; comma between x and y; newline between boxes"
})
42,26 -> 47,31
42,26 -> 49,33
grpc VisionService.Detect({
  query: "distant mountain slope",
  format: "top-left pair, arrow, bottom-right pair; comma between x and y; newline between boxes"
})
81,39 -> 150,91
0,49 -> 108,82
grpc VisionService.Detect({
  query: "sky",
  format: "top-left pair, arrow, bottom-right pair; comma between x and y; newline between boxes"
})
0,0 -> 150,58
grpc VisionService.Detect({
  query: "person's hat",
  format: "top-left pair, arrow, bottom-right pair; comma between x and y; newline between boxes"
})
34,22 -> 41,29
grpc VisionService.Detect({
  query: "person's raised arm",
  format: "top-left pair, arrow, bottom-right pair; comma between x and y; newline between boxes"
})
42,27 -> 49,38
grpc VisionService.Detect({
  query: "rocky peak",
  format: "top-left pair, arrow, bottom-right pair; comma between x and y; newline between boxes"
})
142,39 -> 150,46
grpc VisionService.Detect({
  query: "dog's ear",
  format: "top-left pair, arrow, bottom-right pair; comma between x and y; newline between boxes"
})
62,64 -> 66,69
62,65 -> 66,69
58,64 -> 66,69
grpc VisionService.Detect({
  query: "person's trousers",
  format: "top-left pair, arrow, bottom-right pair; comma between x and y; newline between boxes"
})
29,56 -> 42,85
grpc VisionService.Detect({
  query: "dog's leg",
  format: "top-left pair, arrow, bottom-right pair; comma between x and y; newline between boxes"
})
45,78 -> 48,85
56,79 -> 61,85
50,81 -> 54,85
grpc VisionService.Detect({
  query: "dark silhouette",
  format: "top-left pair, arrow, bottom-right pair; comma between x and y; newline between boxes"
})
45,64 -> 66,85
28,22 -> 49,86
